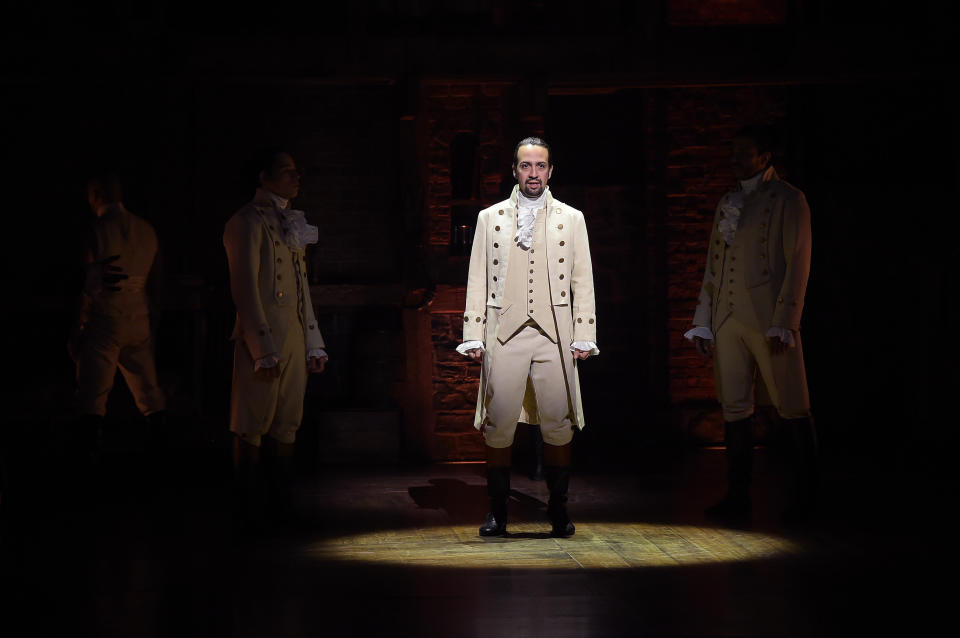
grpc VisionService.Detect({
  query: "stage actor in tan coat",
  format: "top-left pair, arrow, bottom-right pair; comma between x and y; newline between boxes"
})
223,150 -> 327,526
459,137 -> 598,537
71,173 -> 166,461
685,125 -> 819,525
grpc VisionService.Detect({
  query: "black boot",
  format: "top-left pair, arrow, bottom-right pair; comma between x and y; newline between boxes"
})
781,416 -> 819,527
479,466 -> 510,536
263,437 -> 304,530
706,416 -> 754,523
529,427 -> 545,481
232,436 -> 266,535
545,465 -> 575,537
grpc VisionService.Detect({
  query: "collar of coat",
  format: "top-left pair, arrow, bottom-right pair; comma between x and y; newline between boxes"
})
252,187 -> 289,210
734,165 -> 778,196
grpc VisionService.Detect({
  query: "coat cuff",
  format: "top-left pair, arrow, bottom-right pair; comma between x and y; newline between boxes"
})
457,340 -> 485,356
462,310 -> 485,342
572,312 -> 597,342
684,326 -> 714,341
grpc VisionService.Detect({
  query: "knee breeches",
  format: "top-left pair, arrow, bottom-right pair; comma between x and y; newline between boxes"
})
713,315 -> 810,421
482,324 -> 576,449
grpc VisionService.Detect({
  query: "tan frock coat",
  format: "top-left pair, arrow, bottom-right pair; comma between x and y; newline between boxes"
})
463,186 -> 597,431
223,189 -> 325,444
74,203 -> 166,416
691,167 -> 812,419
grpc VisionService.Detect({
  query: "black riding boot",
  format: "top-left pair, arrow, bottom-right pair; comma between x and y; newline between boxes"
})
479,466 -> 510,536
706,416 -> 754,522
781,416 -> 819,526
232,436 -> 266,533
545,465 -> 575,537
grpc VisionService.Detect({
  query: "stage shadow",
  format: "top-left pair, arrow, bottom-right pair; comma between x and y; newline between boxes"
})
407,478 -> 546,525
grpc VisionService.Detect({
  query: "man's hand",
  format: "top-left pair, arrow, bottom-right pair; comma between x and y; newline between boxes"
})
767,335 -> 791,356
86,254 -> 129,292
693,336 -> 713,357
467,348 -> 483,362
308,355 -> 328,374
573,348 -> 591,360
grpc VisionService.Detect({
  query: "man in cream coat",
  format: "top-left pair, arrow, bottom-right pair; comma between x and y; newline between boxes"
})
223,150 -> 327,526
686,125 -> 818,524
459,137 -> 598,537
71,173 -> 167,463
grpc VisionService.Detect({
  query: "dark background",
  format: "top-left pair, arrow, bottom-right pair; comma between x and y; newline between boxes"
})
2,0 -> 958,475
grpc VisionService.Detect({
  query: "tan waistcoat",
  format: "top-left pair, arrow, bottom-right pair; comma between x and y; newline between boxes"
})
498,210 -> 557,343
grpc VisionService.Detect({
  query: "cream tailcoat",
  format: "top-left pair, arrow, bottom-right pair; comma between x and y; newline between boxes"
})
463,186 -> 597,430
223,189 -> 325,440
692,167 -> 811,334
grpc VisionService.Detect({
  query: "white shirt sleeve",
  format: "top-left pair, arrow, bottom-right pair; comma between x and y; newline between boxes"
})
571,341 -> 599,356
306,348 -> 328,360
254,353 -> 281,371
456,340 -> 485,356
764,327 -> 795,347
684,326 -> 715,341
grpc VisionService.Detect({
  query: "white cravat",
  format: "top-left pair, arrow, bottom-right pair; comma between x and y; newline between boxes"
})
514,189 -> 547,250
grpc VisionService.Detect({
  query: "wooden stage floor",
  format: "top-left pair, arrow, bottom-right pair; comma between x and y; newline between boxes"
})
1,445 -> 951,637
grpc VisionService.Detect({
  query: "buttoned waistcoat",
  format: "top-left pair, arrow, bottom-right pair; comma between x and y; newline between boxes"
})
463,185 -> 597,430
223,189 -> 325,360
692,168 -> 812,334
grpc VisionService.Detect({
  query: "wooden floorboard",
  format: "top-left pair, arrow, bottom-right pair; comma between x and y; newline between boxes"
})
1,448 -> 952,637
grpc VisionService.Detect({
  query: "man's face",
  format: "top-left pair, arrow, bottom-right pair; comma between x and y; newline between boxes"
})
731,137 -> 770,181
260,153 -> 301,200
513,145 -> 553,198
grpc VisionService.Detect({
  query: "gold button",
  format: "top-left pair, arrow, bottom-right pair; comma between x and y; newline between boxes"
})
530,269 -> 533,274
278,291 -> 284,298
529,290 -> 533,293
558,224 -> 563,229
463,315 -> 469,321
476,317 -> 482,322
530,249 -> 535,254
561,291 -> 566,297
529,279 -> 533,283
495,226 -> 500,231
277,274 -> 282,280
277,257 -> 282,263
559,274 -> 564,280
577,318 -> 583,323
493,276 -> 498,282
530,260 -> 534,264
529,299 -> 533,303
499,210 -> 504,215
559,241 -> 565,246
588,319 -> 594,324
493,259 -> 499,265
274,240 -> 280,246
777,296 -> 784,303
491,293 -> 496,298
494,242 -> 499,248
730,267 -> 735,272
559,258 -> 564,263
